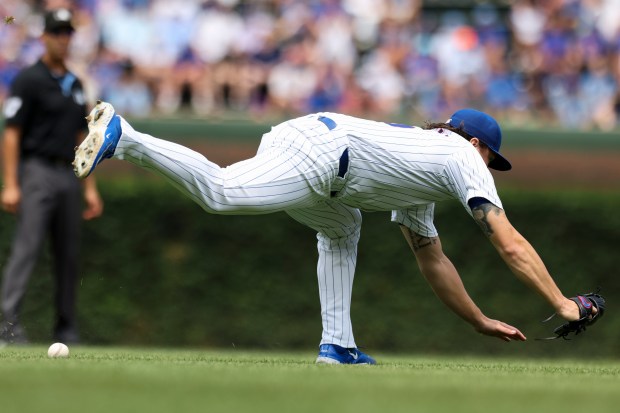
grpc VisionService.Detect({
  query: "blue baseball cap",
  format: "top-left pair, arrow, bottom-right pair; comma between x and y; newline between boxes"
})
447,108 -> 511,171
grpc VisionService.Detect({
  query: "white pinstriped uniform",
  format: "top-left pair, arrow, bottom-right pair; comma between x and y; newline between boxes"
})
113,112 -> 502,348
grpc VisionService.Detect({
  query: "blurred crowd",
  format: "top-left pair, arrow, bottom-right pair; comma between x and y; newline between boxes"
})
2,0 -> 620,129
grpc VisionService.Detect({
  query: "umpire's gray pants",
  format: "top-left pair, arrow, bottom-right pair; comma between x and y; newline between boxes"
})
1,158 -> 81,330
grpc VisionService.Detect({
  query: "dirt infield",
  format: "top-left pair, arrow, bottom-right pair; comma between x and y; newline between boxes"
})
496,149 -> 620,190
98,141 -> 620,190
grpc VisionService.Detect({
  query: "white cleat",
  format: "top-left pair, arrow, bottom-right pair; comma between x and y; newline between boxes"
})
73,100 -> 121,178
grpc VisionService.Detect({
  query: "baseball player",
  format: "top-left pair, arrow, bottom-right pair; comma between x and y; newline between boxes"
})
73,101 -> 586,364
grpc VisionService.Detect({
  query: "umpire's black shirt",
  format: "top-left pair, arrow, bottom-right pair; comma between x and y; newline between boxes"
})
3,59 -> 87,162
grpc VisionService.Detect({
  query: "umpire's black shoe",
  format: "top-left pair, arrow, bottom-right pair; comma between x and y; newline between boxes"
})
0,321 -> 29,345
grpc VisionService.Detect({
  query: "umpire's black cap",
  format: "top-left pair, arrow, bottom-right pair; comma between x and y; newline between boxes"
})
44,9 -> 75,33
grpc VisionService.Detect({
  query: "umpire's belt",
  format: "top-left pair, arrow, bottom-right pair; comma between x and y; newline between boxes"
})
24,155 -> 71,168
318,116 -> 349,197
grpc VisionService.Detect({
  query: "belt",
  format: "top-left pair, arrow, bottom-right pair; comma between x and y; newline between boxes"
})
318,116 -> 349,196
25,155 -> 71,168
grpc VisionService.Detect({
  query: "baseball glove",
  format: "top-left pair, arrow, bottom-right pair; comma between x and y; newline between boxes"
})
538,291 -> 606,340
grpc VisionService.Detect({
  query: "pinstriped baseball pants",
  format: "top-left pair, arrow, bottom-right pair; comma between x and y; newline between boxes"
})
114,116 -> 361,348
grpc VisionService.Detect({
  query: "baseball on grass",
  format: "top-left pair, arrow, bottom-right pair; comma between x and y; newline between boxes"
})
47,342 -> 70,358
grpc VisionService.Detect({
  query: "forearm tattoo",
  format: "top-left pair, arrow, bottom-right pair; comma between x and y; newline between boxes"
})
404,227 -> 437,251
471,203 -> 503,237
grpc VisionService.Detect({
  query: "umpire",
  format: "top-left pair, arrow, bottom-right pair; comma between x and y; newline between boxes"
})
0,9 -> 103,344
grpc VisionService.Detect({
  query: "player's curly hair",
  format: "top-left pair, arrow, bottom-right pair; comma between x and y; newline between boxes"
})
423,122 -> 475,142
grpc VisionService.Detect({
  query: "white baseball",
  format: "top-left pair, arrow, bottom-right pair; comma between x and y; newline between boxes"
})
47,342 -> 70,358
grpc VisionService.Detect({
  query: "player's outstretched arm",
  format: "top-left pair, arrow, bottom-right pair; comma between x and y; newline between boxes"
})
1,125 -> 22,214
399,226 -> 526,341
470,202 -> 580,322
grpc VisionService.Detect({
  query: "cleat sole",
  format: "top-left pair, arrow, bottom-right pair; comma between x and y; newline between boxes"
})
73,102 -> 116,178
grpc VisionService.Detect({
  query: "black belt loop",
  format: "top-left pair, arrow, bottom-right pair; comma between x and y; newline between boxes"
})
337,148 -> 349,178
331,149 -> 350,197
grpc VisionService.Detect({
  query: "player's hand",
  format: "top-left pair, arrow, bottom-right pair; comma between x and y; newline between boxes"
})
1,184 -> 21,214
556,297 -> 597,321
475,316 -> 527,342
82,186 -> 103,220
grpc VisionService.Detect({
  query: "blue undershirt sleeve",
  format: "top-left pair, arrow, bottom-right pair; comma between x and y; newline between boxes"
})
467,197 -> 491,211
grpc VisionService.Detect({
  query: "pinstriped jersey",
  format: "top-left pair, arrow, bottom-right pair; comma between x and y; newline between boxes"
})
318,112 -> 503,237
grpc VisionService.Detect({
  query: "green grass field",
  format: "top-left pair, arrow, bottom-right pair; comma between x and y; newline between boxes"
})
1,346 -> 618,413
